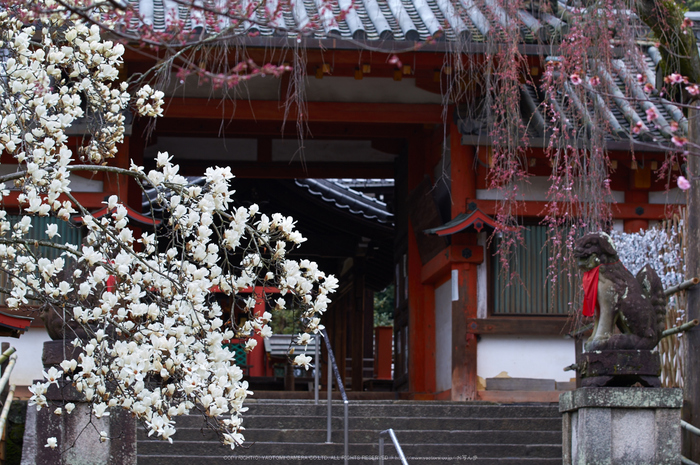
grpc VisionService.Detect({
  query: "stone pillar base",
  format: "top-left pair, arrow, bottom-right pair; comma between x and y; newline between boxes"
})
20,340 -> 136,465
559,387 -> 682,465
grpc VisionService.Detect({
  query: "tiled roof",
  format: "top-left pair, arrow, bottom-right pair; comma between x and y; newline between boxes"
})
130,0 -> 568,43
510,46 -> 688,147
294,179 -> 394,225
141,177 -> 394,226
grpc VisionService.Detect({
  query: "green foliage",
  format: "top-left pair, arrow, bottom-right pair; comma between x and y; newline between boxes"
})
5,401 -> 26,465
374,284 -> 395,327
270,307 -> 300,335
684,0 -> 700,11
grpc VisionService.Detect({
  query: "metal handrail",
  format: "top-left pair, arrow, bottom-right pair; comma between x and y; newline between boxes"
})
681,420 -> 700,465
378,428 -> 408,465
319,328 -> 349,465
314,334 -> 320,404
683,419 -> 700,437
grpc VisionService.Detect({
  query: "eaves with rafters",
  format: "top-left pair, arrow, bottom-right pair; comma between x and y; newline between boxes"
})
131,0 -> 692,148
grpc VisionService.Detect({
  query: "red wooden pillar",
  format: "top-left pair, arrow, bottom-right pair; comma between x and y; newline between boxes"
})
374,327 -> 393,380
107,120 -> 146,244
450,120 -> 473,219
351,259 -> 366,392
247,288 -> 268,377
450,120 -> 478,401
107,119 -> 145,210
407,134 -> 437,398
407,221 -> 437,397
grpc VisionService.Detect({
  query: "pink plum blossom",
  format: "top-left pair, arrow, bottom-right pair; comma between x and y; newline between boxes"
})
672,136 -> 688,147
388,55 -> 402,68
665,73 -> 687,84
678,176 -> 691,190
632,121 -> 646,134
646,107 -> 658,122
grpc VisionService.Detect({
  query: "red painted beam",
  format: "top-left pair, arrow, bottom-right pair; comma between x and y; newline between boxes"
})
164,99 -> 444,124
421,245 -> 484,284
3,191 -> 111,210
465,199 -> 683,220
74,205 -> 162,227
466,317 -> 571,335
175,160 -> 395,179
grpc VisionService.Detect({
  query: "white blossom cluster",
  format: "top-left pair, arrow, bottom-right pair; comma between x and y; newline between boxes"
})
0,5 -> 336,451
23,164 -> 337,447
0,10 -> 132,170
610,226 -> 684,289
135,85 -> 165,117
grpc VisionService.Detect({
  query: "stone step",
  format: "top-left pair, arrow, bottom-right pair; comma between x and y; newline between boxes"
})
232,401 -> 561,418
138,456 -> 562,465
136,401 -> 563,464
136,440 -> 562,459
137,426 -> 561,444
169,414 -> 561,431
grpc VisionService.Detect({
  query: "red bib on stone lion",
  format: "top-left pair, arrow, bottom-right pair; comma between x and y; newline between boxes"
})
581,265 -> 600,317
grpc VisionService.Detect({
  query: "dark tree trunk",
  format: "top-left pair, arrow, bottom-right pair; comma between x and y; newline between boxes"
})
684,107 -> 700,461
632,2 -> 700,457
636,0 -> 700,85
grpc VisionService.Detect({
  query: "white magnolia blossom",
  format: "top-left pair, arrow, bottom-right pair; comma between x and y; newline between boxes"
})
0,4 -> 338,452
293,354 -> 313,370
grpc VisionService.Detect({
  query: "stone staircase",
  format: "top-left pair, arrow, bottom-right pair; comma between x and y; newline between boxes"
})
136,400 -> 562,464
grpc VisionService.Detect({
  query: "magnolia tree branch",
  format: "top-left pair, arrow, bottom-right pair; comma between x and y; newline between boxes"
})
0,5 -> 339,453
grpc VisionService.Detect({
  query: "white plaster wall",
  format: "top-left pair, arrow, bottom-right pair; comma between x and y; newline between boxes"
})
434,280 -> 452,393
476,176 -> 625,203
0,327 -> 51,386
477,232 -> 488,319
477,335 -> 575,382
649,188 -> 686,205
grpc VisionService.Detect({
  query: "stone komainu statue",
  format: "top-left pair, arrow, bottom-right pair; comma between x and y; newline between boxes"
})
573,232 -> 666,351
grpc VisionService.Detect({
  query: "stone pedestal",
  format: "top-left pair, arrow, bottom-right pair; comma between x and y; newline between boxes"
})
578,350 -> 661,387
559,387 -> 682,465
20,341 -> 136,465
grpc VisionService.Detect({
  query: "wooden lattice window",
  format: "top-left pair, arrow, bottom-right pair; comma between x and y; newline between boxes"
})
490,225 -> 576,315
